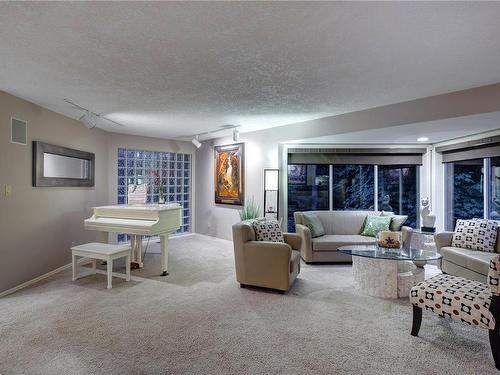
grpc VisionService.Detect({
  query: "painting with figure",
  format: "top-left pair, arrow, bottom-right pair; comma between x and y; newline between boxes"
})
214,143 -> 244,205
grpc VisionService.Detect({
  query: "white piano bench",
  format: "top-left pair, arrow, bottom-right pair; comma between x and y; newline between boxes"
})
71,242 -> 132,289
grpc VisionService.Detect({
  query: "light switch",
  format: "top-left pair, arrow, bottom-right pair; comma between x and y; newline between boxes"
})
5,185 -> 12,197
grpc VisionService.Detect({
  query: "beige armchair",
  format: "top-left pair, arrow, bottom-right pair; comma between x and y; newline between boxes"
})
232,221 -> 301,293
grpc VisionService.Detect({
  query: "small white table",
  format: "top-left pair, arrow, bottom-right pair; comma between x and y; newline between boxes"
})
71,242 -> 132,289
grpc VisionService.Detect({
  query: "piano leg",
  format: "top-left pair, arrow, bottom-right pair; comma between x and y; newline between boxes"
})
137,235 -> 144,268
160,234 -> 169,276
130,235 -> 141,270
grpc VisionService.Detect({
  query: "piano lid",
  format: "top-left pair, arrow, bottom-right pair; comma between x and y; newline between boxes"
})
92,204 -> 181,211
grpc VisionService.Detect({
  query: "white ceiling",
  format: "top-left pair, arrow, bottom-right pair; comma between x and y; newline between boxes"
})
297,111 -> 500,145
1,2 -> 500,139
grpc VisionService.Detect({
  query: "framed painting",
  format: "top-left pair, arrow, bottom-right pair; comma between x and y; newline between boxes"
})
214,143 -> 245,205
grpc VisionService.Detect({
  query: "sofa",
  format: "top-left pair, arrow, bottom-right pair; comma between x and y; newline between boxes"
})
435,230 -> 500,283
294,210 -> 413,263
232,221 -> 302,293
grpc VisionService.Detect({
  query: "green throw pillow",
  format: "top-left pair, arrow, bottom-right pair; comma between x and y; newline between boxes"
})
302,213 -> 325,238
380,212 -> 408,231
361,215 -> 392,237
389,215 -> 408,231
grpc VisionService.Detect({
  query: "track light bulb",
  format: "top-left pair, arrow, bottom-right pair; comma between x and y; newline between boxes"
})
192,136 -> 202,148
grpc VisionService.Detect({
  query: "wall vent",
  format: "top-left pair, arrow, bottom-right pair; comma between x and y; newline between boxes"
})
11,117 -> 27,145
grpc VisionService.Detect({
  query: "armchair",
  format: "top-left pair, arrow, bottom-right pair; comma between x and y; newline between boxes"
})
232,221 -> 301,293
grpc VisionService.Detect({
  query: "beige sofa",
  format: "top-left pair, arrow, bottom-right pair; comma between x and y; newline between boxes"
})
294,210 -> 413,263
232,221 -> 301,293
435,231 -> 500,283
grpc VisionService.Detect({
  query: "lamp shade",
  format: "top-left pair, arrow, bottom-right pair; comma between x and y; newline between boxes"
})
264,169 -> 279,190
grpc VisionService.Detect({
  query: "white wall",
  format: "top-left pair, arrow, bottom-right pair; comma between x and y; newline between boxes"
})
195,133 -> 280,240
195,130 -> 431,240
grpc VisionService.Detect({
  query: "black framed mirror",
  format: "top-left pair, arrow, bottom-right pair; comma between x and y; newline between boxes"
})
32,141 -> 95,187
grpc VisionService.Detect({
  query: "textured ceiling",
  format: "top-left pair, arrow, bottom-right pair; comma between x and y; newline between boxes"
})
1,2 -> 500,139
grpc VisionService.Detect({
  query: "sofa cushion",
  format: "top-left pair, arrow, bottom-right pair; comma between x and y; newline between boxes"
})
360,215 -> 391,237
312,234 -> 375,251
302,212 -> 325,238
441,246 -> 499,276
452,219 -> 498,252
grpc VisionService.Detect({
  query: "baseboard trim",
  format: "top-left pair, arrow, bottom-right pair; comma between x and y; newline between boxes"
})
0,257 -> 91,299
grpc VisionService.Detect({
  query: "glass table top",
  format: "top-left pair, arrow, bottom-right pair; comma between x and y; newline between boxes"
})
337,245 -> 442,261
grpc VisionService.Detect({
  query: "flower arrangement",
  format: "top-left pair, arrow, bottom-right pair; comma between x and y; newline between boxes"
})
150,170 -> 165,203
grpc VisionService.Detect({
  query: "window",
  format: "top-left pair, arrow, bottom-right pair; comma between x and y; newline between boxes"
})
377,166 -> 419,228
332,165 -> 374,210
489,157 -> 500,220
445,159 -> 484,230
287,165 -> 329,232
287,163 -> 420,231
117,148 -> 191,242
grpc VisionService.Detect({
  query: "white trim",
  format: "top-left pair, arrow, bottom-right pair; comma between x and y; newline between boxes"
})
0,257 -> 90,298
373,165 -> 379,211
485,158 -> 491,219
10,117 -> 27,145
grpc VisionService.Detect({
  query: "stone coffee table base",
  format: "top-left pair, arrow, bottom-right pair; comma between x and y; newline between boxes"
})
352,256 -> 425,299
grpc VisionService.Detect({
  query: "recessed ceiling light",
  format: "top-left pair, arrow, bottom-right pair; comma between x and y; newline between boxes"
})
417,137 -> 429,142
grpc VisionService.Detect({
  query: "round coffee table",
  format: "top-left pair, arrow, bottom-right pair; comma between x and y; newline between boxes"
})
338,245 -> 442,299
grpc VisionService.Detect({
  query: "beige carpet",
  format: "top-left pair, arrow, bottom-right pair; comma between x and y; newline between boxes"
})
0,234 -> 497,374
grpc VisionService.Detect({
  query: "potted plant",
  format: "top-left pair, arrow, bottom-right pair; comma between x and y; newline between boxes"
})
239,197 -> 261,221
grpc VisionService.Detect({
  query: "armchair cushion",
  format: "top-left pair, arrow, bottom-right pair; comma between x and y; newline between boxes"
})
410,274 -> 494,330
488,255 -> 500,294
252,219 -> 284,242
452,219 -> 498,252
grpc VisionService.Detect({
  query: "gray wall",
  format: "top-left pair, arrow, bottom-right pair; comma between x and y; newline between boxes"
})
0,91 -> 194,294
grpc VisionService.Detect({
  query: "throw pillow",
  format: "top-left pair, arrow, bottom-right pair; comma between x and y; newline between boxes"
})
451,219 -> 498,252
361,215 -> 392,237
380,211 -> 408,231
302,213 -> 325,238
390,215 -> 408,231
252,219 -> 284,242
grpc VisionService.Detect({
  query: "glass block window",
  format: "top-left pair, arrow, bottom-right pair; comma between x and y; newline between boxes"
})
117,148 -> 191,242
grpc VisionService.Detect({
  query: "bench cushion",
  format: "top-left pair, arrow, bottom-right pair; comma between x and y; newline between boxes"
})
410,274 -> 494,330
312,234 -> 375,251
441,246 -> 498,276
71,242 -> 131,255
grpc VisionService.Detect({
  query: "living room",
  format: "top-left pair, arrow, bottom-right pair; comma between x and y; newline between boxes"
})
2,2 -> 500,374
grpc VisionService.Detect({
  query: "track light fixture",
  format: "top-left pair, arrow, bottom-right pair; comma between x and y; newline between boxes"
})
64,98 -> 124,129
191,136 -> 202,148
181,125 -> 241,150
79,111 -> 98,129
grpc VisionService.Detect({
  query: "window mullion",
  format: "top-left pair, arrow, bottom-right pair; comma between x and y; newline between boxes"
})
374,165 -> 378,211
329,165 -> 333,211
485,158 -> 491,219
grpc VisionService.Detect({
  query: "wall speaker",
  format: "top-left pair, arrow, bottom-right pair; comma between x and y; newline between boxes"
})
11,117 -> 27,145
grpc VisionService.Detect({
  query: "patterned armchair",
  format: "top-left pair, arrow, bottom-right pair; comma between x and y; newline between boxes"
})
410,255 -> 500,370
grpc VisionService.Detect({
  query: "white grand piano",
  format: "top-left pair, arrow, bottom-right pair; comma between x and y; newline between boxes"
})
85,204 -> 182,276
